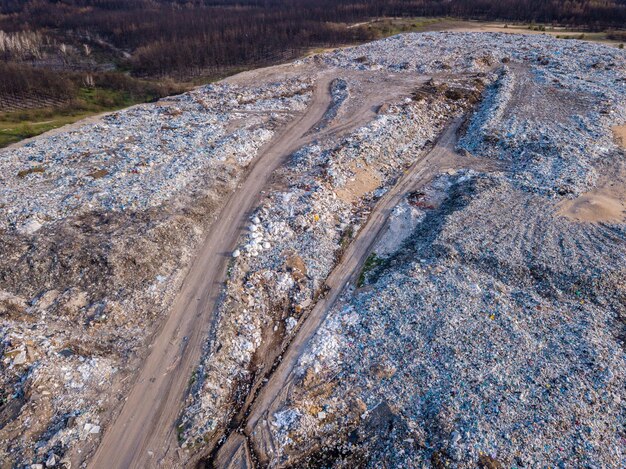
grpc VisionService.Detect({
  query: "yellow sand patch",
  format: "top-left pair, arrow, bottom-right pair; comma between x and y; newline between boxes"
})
558,193 -> 625,223
612,125 -> 626,150
335,163 -> 381,204
559,155 -> 626,224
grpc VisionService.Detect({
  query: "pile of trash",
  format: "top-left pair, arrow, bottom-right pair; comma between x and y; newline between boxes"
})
310,32 -> 626,197
458,64 -> 623,196
253,34 -> 626,468
267,170 -> 626,468
0,31 -> 624,467
0,77 -> 312,465
179,76 -> 480,446
0,79 -> 311,234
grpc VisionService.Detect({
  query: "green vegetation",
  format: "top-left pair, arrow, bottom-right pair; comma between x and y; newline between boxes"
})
339,225 -> 354,251
0,75 -> 188,148
357,252 -> 384,287
176,423 -> 185,443
188,370 -> 198,387
365,17 -> 448,38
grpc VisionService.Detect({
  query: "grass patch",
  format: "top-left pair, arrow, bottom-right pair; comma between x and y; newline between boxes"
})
357,252 -> 384,287
0,111 -> 99,148
188,370 -> 198,387
176,423 -> 185,443
339,225 -> 354,251
0,66 -> 258,149
0,70 -> 192,148
365,17 -> 448,39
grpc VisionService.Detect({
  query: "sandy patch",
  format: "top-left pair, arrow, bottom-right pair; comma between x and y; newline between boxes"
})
558,193 -> 625,223
558,134 -> 626,224
335,163 -> 381,203
613,125 -> 626,149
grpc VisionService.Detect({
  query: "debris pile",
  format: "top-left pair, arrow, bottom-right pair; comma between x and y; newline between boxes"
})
247,33 -> 626,468
0,79 -> 311,233
311,32 -> 626,197
0,77 -> 312,465
180,78 -> 481,445
266,171 -> 626,468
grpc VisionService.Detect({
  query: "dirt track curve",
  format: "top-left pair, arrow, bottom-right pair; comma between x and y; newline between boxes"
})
211,118 -> 504,467
89,66 -> 459,468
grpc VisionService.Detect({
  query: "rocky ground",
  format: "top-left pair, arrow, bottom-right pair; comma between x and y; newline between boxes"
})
0,31 -> 624,468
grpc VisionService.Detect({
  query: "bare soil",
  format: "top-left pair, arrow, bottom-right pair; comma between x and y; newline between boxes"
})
558,156 -> 626,224
334,162 -> 382,204
613,124 -> 626,149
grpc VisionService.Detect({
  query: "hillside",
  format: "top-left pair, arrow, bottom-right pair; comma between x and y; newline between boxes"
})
0,31 -> 625,468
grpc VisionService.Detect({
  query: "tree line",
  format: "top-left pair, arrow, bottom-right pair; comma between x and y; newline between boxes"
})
0,0 -> 624,107
1,0 -> 625,78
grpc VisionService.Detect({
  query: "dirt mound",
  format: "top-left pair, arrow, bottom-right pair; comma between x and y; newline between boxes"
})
613,124 -> 626,149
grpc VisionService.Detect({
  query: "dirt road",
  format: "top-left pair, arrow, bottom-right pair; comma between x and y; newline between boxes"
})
89,62 -> 457,468
89,74 -> 336,469
212,117 -> 502,467
89,67 -> 433,468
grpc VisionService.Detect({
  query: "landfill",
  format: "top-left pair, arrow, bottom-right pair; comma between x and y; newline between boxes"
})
0,31 -> 625,467
0,77 -> 313,465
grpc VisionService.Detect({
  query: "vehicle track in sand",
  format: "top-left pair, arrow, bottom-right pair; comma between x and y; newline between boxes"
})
88,73 -> 336,469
